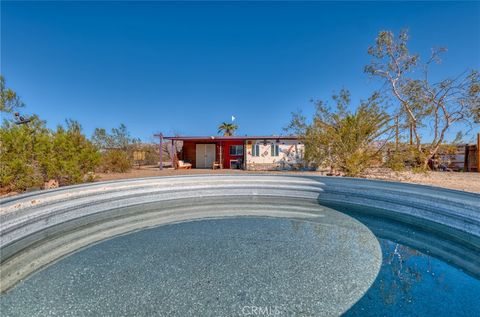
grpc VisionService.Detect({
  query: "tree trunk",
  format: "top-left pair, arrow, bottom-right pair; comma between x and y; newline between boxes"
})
423,157 -> 431,170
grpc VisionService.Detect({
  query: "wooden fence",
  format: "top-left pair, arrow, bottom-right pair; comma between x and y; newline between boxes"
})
464,133 -> 479,172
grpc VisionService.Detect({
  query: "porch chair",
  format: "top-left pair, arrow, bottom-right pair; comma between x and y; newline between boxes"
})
212,161 -> 223,170
174,157 -> 192,169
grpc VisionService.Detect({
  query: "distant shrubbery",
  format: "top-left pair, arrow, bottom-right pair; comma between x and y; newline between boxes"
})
0,116 -> 141,192
0,76 -> 144,193
92,124 -> 137,173
0,117 -> 100,192
98,150 -> 132,173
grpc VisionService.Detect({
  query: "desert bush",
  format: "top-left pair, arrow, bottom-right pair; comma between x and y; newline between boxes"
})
142,144 -> 160,165
1,117 -> 49,191
91,124 -> 138,172
1,77 -> 101,193
287,90 -> 391,176
0,117 -> 100,192
98,149 -> 132,173
43,121 -> 100,185
92,124 -> 139,150
384,145 -> 422,171
385,152 -> 407,172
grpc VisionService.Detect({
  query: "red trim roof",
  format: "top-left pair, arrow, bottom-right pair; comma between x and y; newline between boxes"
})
155,135 -> 300,141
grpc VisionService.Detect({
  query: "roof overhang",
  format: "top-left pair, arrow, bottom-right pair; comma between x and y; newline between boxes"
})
155,135 -> 300,142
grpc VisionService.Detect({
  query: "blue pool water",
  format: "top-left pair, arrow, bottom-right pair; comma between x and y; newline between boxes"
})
1,204 -> 479,316
345,239 -> 480,316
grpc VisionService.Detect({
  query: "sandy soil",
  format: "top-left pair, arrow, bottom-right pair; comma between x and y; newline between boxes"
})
360,168 -> 480,193
94,166 -> 480,194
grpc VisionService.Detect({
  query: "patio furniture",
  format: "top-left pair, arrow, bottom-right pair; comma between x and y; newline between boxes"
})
212,161 -> 223,170
174,157 -> 192,169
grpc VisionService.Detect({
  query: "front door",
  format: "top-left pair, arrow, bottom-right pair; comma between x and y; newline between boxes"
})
195,144 -> 216,168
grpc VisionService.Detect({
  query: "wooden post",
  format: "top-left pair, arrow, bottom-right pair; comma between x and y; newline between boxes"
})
159,133 -> 163,170
477,133 -> 480,173
464,144 -> 469,172
243,140 -> 247,170
171,140 -> 175,167
219,142 -> 223,169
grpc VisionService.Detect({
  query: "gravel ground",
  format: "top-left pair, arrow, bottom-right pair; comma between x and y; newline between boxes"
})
360,168 -> 480,193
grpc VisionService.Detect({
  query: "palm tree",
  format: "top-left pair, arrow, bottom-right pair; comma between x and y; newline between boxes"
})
217,122 -> 238,136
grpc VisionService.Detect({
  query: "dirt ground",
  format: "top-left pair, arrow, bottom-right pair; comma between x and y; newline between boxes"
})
95,166 -> 480,194
360,168 -> 480,193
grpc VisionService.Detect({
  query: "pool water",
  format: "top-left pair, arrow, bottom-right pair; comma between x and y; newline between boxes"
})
1,203 -> 479,316
345,239 -> 480,316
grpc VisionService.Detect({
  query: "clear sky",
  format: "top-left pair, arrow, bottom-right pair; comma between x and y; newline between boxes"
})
2,1 -> 479,142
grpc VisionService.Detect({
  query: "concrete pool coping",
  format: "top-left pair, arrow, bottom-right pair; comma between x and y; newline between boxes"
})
1,175 -> 479,293
2,174 -> 479,234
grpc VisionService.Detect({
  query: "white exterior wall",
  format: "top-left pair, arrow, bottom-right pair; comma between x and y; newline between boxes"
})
245,139 -> 305,170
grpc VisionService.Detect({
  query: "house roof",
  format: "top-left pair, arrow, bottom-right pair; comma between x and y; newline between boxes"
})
155,135 -> 300,141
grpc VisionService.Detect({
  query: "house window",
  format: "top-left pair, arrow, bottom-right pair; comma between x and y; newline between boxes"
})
229,145 -> 244,156
271,144 -> 279,156
230,159 -> 242,169
252,144 -> 260,157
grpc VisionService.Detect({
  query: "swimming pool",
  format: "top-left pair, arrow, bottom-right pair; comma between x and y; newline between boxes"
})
1,176 -> 479,316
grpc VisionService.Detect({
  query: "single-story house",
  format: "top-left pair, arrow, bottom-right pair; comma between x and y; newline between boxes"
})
159,135 -> 305,170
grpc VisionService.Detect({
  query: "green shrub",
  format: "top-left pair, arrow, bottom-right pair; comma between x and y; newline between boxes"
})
290,90 -> 390,176
1,118 -> 48,191
385,151 -> 407,172
44,122 -> 101,185
1,157 -> 44,192
91,123 -> 138,172
1,77 -> 101,193
99,149 -> 132,173
142,144 -> 160,165
0,117 -> 100,192
412,166 -> 429,174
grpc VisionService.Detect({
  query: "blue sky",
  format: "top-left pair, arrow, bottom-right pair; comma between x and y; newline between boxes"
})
2,1 -> 479,142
